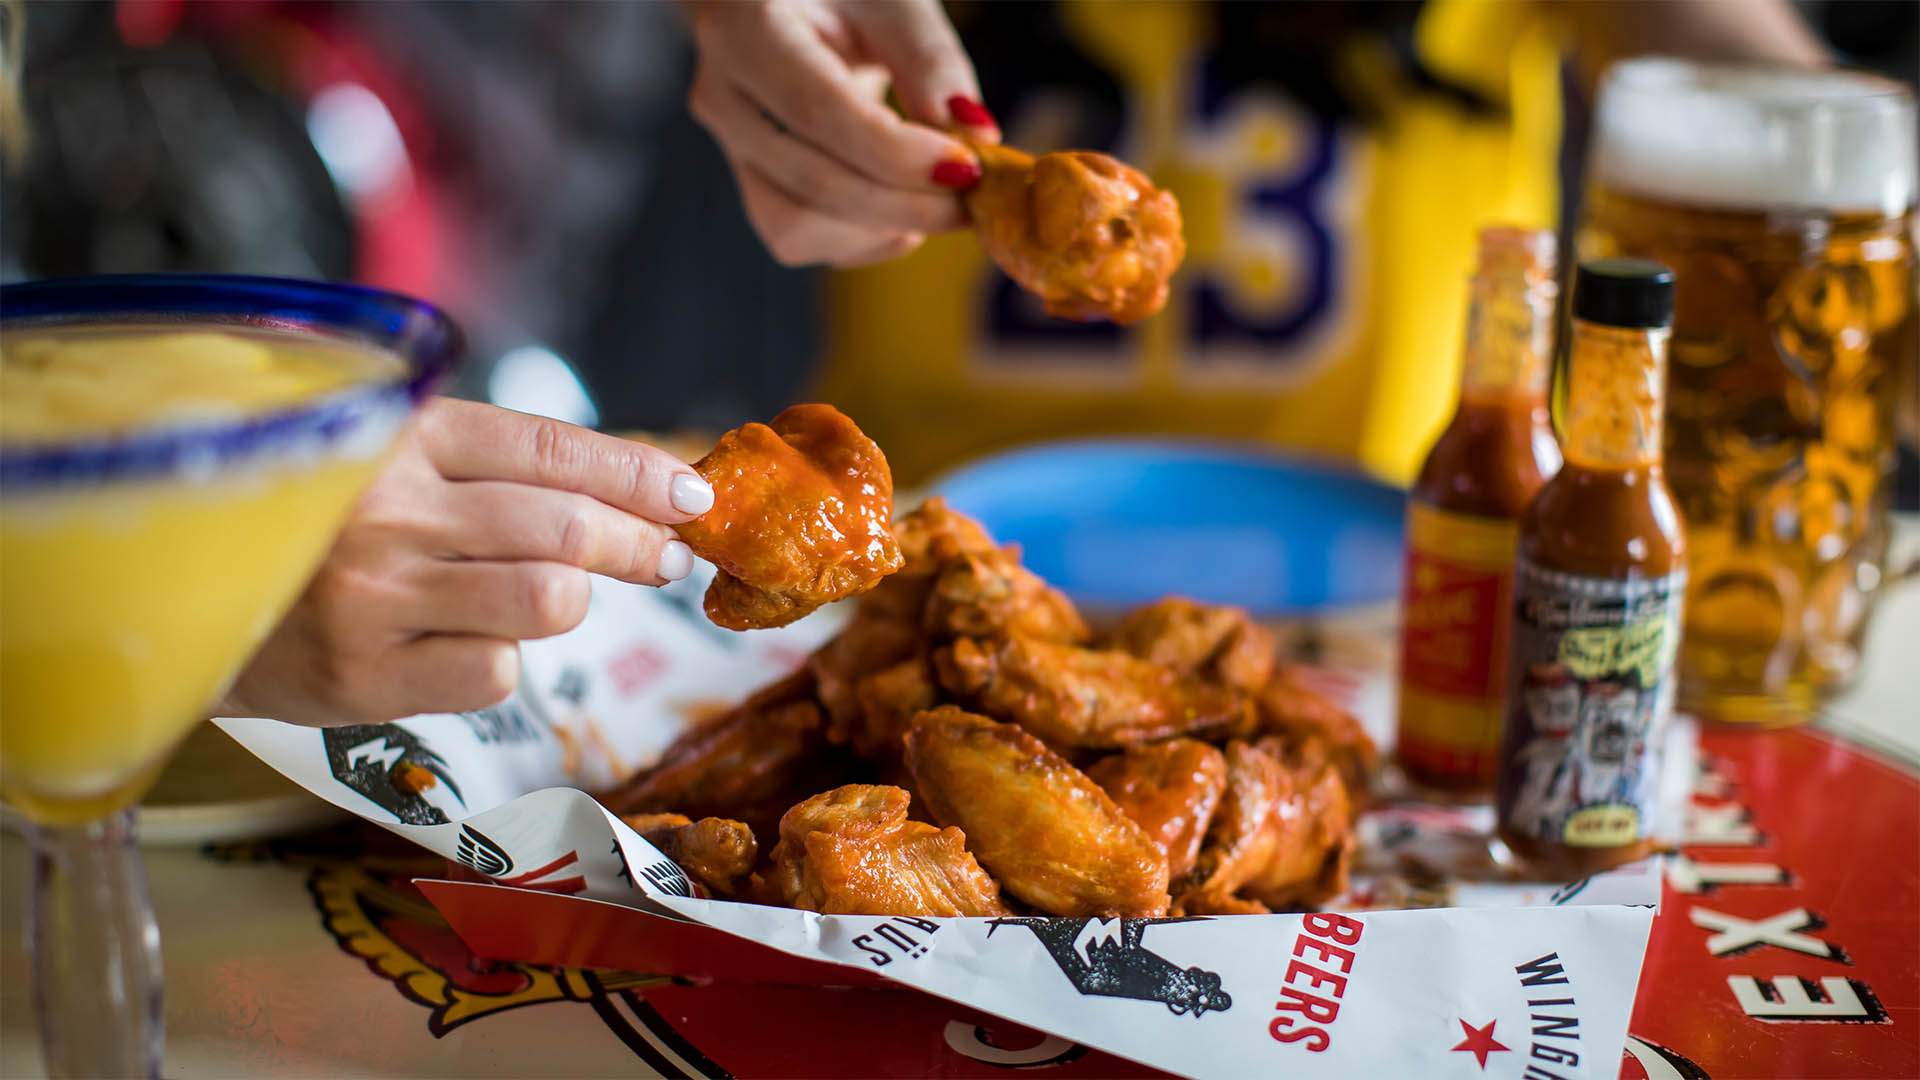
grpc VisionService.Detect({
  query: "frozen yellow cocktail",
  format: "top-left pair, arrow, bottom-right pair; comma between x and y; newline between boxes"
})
1,324 -> 405,822
2,275 -> 458,1079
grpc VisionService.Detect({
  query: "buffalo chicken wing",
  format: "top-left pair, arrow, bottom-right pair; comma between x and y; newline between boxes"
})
1106,597 -> 1277,693
923,540 -> 1090,644
1086,739 -> 1228,879
675,404 -> 904,630
967,143 -> 1185,325
621,812 -> 759,897
933,635 -> 1254,749
904,706 -> 1170,917
759,784 -> 1009,917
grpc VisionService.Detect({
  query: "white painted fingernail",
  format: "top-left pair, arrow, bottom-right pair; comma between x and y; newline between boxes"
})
670,473 -> 714,515
657,540 -> 694,582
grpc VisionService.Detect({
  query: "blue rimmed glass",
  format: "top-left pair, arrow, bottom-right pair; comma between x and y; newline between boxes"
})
1,275 -> 460,1078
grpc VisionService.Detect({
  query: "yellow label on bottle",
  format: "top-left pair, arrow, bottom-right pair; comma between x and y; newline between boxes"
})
1562,805 -> 1641,847
1396,502 -> 1522,783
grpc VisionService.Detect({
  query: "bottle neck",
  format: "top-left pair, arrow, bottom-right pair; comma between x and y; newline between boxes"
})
1562,318 -> 1669,471
1459,268 -> 1555,405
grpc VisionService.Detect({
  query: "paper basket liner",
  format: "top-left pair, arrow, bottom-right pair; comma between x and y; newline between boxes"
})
220,568 -> 1664,1078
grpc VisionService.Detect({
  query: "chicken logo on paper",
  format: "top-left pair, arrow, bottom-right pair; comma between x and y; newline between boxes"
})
323,724 -> 464,825
987,917 -> 1232,1018
455,825 -> 513,876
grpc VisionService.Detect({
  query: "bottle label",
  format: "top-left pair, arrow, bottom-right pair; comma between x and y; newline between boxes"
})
1395,503 -> 1520,781
1496,558 -> 1685,848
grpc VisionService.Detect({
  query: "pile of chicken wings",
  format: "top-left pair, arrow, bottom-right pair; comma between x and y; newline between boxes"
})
606,497 -> 1374,919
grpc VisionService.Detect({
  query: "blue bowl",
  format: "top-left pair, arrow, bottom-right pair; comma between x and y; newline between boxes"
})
933,440 -> 1406,616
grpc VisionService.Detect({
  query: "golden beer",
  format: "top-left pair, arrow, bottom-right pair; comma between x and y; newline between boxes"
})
1577,60 -> 1917,723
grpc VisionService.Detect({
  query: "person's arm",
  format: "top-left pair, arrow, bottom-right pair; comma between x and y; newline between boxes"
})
1562,0 -> 1830,93
682,0 -> 996,268
219,399 -> 713,727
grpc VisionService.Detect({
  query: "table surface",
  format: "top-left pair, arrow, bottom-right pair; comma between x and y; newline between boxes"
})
3,526 -> 1916,1080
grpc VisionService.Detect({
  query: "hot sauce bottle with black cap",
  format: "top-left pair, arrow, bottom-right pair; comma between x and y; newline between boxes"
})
1396,227 -> 1562,792
1497,258 -> 1687,876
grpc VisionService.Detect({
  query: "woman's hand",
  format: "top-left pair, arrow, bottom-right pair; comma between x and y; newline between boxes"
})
220,398 -> 714,727
685,0 -> 998,267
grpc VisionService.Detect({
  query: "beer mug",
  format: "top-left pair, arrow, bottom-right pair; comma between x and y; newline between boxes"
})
1577,59 -> 1917,723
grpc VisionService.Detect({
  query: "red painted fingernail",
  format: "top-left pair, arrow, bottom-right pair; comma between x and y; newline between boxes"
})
931,158 -> 983,190
947,94 -> 997,130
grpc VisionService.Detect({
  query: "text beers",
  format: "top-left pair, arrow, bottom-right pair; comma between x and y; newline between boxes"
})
1497,259 -> 1686,877
1578,59 -> 1918,723
1396,228 -> 1560,790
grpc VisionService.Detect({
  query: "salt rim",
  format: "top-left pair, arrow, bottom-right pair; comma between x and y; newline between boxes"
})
1592,57 -> 1917,215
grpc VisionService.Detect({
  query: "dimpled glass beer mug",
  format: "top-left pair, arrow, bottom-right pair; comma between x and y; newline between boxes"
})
1577,58 -> 1918,723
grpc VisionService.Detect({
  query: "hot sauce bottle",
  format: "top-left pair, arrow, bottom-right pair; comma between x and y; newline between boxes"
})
1396,227 -> 1562,791
1497,258 -> 1687,876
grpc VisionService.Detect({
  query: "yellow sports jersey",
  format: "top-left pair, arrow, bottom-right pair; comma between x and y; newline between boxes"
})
818,0 -> 1564,486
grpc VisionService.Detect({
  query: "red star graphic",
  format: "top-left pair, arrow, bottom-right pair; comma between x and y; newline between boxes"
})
1451,1018 -> 1511,1069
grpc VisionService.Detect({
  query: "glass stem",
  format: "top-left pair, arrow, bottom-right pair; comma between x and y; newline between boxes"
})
26,807 -> 163,1079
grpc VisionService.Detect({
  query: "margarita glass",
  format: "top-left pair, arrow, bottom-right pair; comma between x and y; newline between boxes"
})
0,275 -> 459,1077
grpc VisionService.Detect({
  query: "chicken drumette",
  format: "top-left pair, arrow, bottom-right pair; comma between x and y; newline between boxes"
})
966,143 -> 1185,325
674,404 -> 904,630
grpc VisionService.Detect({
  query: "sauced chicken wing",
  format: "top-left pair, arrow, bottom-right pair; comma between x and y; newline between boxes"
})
1240,737 -> 1354,909
933,636 -> 1254,749
621,812 -> 759,897
759,784 -> 1009,917
1175,740 -> 1290,915
1085,739 -> 1227,879
1258,665 -> 1379,798
1106,597 -> 1276,693
923,540 -> 1090,644
675,404 -> 904,630
809,616 -> 921,742
602,670 -> 847,842
849,655 -> 940,761
1174,739 -> 1354,914
966,142 -> 1185,325
904,706 -> 1169,916
859,497 -> 997,623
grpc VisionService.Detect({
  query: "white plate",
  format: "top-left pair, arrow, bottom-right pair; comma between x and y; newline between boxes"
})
2,723 -> 343,847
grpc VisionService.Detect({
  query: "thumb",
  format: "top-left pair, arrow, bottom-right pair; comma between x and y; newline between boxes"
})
849,0 -> 998,141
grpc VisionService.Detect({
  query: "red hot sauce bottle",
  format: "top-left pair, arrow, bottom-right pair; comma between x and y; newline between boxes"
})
1396,227 -> 1562,792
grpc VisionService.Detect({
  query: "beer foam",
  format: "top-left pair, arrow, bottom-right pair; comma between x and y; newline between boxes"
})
1593,58 -> 1916,214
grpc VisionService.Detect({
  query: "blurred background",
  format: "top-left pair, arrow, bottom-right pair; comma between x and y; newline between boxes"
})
0,0 -> 1914,501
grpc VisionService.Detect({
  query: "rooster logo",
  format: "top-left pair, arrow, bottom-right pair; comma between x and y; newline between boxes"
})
323,725 -> 464,825
986,917 -> 1232,1018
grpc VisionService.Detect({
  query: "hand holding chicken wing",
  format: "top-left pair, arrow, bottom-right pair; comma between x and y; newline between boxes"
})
905,706 -> 1170,916
675,404 -> 904,630
966,143 -> 1185,324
